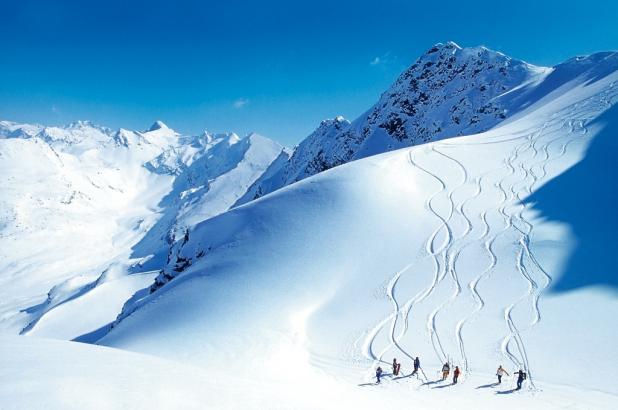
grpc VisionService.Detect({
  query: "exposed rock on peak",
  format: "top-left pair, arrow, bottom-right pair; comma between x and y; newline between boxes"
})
244,42 -> 550,201
148,120 -> 169,131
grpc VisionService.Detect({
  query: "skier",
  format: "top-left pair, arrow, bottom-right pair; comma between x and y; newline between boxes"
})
453,366 -> 461,384
392,358 -> 401,376
496,365 -> 509,384
376,366 -> 383,384
441,362 -> 450,381
411,357 -> 420,376
515,369 -> 527,390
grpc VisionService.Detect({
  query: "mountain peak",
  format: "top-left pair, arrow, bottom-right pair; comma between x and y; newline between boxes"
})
63,120 -> 112,135
148,120 -> 169,131
65,120 -> 96,129
318,116 -> 350,129
423,41 -> 462,56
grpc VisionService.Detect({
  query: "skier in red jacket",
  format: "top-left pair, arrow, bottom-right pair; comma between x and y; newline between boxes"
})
453,366 -> 461,384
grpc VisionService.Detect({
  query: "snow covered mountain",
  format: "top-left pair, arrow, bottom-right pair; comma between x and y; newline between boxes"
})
242,42 -> 550,202
98,48 -> 618,409
1,43 -> 617,409
0,120 -> 286,338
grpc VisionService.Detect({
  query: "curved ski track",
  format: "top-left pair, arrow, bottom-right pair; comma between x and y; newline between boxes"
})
360,86 -> 618,386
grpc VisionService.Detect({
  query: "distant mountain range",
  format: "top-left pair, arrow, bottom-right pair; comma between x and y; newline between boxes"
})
0,118 -> 286,336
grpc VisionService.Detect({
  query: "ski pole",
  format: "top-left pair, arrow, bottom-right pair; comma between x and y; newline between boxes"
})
419,366 -> 429,382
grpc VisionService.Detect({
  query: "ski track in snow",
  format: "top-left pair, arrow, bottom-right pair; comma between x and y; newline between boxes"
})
361,84 -> 618,388
429,146 -> 472,373
451,174 -> 482,373
407,148 -> 454,364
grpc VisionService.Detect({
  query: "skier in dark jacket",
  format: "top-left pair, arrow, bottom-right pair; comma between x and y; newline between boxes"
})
411,357 -> 420,376
441,362 -> 450,380
453,366 -> 461,384
376,366 -> 383,384
392,358 -> 401,376
515,369 -> 527,390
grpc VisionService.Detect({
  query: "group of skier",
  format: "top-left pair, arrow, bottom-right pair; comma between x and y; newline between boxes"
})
495,365 -> 527,389
375,356 -> 421,384
440,362 -> 461,383
375,358 -> 528,390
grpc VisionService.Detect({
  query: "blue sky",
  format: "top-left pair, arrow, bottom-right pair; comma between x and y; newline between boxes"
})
1,0 -> 616,146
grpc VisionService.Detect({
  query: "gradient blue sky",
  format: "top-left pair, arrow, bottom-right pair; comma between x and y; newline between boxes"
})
1,0 -> 616,145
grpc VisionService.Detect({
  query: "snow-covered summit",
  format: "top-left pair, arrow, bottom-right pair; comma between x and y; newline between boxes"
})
245,42 -> 551,201
148,120 -> 169,131
65,120 -> 112,133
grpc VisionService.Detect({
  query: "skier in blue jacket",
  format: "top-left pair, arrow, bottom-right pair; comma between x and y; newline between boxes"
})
376,366 -> 383,384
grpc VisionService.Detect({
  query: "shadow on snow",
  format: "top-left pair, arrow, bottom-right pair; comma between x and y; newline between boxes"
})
524,104 -> 618,292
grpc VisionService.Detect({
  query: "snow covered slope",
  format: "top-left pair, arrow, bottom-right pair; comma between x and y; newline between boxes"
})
0,335 -> 214,409
100,50 -> 618,409
244,42 -> 551,200
0,120 -> 285,338
3,333 -> 615,410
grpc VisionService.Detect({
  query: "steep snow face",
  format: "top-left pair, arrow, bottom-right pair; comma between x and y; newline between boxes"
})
174,133 -> 285,229
0,120 -> 43,138
0,120 -> 285,337
101,51 -> 618,408
234,148 -> 292,206
134,132 -> 287,277
236,117 -> 347,206
249,42 -> 549,201
285,116 -> 352,181
237,116 -> 350,205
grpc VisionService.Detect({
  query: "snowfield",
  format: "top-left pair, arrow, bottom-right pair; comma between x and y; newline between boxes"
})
0,121 -> 285,338
100,50 -> 617,407
1,335 -> 615,410
1,43 -> 617,409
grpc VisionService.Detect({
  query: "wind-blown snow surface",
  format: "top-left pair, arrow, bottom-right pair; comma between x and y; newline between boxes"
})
97,52 -> 618,409
0,120 -> 285,338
